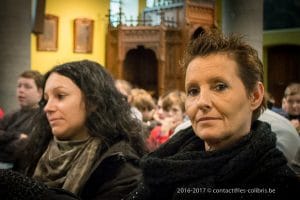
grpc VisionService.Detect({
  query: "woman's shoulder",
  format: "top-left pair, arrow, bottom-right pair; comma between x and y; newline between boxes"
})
269,164 -> 299,184
243,161 -> 299,191
98,140 -> 140,168
81,139 -> 142,199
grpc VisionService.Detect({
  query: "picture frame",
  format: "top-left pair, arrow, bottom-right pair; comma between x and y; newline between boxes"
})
37,14 -> 58,51
73,18 -> 94,53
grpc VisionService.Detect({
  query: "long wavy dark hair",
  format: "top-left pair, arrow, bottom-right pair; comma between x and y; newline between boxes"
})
19,60 -> 146,175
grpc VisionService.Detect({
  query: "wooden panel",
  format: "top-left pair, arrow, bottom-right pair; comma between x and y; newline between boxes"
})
268,45 -> 300,107
106,1 -> 215,96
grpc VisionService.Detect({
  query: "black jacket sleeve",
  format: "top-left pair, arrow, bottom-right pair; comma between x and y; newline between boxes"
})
0,169 -> 81,200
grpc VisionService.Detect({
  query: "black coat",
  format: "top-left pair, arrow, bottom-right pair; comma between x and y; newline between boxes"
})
80,140 -> 142,200
0,169 -> 80,200
126,120 -> 300,200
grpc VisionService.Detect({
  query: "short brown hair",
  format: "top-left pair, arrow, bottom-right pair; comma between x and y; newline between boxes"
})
181,29 -> 265,121
162,90 -> 186,113
284,83 -> 300,97
130,88 -> 155,112
19,70 -> 43,89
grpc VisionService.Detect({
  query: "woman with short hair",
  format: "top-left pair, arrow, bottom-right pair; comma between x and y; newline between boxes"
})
126,30 -> 299,199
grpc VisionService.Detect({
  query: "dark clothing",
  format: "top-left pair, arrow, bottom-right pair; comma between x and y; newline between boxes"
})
80,140 -> 142,200
1,139 -> 142,200
126,120 -> 300,200
287,114 -> 300,121
0,108 -> 38,163
0,169 -> 80,200
23,139 -> 142,200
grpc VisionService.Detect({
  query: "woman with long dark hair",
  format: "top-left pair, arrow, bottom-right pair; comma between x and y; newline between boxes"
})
7,60 -> 146,200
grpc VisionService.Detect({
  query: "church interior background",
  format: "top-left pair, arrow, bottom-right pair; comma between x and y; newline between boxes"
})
0,0 -> 299,111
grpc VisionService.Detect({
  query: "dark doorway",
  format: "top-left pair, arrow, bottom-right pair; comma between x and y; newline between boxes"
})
191,27 -> 205,40
267,45 -> 300,107
123,46 -> 158,97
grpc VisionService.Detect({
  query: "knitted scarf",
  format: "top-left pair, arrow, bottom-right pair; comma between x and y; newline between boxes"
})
33,136 -> 102,195
137,120 -> 292,199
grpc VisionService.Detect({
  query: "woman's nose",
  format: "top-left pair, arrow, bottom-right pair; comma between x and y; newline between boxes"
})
43,99 -> 55,113
196,89 -> 212,112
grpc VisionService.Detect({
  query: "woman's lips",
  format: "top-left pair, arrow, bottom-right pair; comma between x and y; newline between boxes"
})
196,117 -> 221,122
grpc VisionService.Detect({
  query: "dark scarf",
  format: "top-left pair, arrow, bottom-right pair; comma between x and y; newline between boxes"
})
135,120 -> 296,199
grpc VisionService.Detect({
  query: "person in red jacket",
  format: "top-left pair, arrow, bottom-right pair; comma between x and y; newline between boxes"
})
0,107 -> 4,120
147,90 -> 186,151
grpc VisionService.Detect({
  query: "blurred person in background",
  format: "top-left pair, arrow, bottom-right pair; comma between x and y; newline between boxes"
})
147,90 -> 186,151
0,107 -> 4,119
0,70 -> 43,170
282,83 -> 300,134
115,79 -> 143,121
130,88 -> 157,138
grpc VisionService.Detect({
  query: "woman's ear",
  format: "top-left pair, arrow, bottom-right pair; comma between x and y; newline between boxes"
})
250,82 -> 264,110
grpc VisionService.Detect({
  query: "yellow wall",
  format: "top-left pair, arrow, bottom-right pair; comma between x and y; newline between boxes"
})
31,0 -> 109,73
138,0 -> 146,19
215,0 -> 222,28
263,28 -> 300,46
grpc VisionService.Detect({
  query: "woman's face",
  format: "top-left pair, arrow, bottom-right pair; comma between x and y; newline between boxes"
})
185,53 -> 262,151
43,73 -> 89,140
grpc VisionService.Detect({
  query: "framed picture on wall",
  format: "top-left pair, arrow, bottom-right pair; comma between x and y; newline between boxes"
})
37,14 -> 58,51
73,18 -> 94,53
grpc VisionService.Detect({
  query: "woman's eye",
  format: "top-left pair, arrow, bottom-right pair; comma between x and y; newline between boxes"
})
215,83 -> 228,91
57,94 -> 66,100
187,87 -> 199,96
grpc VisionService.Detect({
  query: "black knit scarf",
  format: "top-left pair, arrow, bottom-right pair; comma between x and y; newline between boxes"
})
138,120 -> 289,199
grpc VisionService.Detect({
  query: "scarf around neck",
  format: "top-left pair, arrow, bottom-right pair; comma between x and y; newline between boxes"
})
141,121 -> 286,188
33,136 -> 102,194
